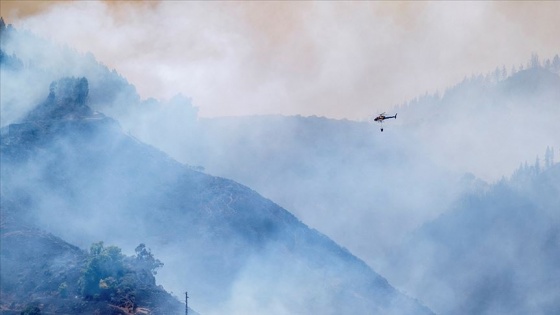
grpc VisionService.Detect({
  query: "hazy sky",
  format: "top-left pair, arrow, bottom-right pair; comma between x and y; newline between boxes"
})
2,1 -> 559,119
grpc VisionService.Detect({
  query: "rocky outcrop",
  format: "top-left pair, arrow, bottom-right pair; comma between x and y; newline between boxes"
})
24,77 -> 93,122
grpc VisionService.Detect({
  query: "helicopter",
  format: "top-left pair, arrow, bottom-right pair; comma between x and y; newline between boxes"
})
373,112 -> 397,132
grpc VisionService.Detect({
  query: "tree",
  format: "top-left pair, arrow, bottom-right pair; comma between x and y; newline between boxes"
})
552,54 -> 560,73
544,146 -> 554,169
530,53 -> 541,68
135,243 -> 164,275
79,242 -> 125,299
501,66 -> 507,80
79,241 -> 165,311
492,67 -> 501,83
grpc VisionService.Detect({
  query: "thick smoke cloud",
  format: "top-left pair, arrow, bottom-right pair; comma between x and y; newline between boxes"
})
3,1 -> 560,119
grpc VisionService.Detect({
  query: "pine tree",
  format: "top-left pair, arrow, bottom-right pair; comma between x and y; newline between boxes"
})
552,55 -> 560,69
530,53 -> 541,69
511,65 -> 517,75
501,66 -> 507,80
544,147 -> 552,169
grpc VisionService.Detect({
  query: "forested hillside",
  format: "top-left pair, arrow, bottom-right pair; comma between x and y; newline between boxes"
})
382,161 -> 560,315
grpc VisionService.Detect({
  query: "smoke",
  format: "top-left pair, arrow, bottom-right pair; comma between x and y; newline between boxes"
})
3,1 -> 560,119
380,163 -> 560,314
2,2 -> 560,314
0,23 -> 141,127
1,101 -> 433,314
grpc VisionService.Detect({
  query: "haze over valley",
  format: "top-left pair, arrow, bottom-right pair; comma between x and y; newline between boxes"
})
1,2 -> 559,314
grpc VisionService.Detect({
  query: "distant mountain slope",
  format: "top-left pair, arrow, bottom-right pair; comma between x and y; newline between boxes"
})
3,20 -> 557,279
397,64 -> 560,180
148,64 -> 558,268
163,114 -> 460,266
382,163 -> 560,315
0,78 -> 432,314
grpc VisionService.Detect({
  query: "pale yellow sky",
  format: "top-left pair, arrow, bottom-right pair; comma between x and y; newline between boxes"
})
2,1 -> 560,119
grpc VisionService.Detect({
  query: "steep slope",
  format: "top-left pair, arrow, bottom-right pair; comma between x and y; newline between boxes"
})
0,78 -> 432,314
382,163 -> 560,315
0,206 -> 184,315
150,114 -> 461,268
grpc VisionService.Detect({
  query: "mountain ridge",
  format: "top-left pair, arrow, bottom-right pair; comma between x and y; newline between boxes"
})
0,77 -> 433,314
4,19 -> 557,314
381,163 -> 560,315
